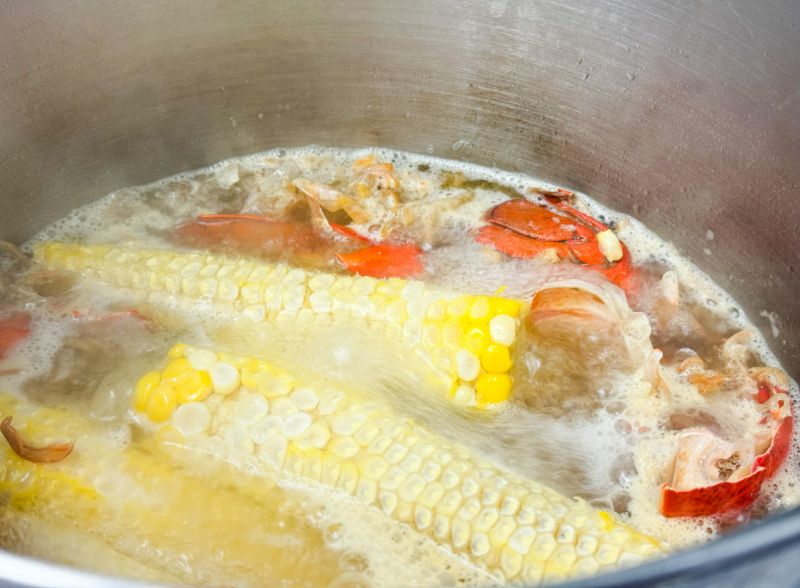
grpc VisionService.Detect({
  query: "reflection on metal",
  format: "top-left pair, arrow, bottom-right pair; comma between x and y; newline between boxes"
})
0,1 -> 798,586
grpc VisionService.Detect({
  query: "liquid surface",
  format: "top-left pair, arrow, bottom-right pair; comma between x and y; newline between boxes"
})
0,147 -> 796,587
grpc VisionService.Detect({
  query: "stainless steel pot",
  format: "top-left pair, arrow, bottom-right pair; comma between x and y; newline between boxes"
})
0,1 -> 798,586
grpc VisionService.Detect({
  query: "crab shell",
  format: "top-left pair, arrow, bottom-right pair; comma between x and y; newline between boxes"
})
659,409 -> 793,518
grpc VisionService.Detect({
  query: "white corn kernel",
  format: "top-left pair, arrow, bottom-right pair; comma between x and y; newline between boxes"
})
258,435 -> 288,467
210,362 -> 240,396
290,387 -> 319,411
282,412 -> 312,438
258,372 -> 294,399
357,455 -> 389,479
469,297 -> 490,320
242,305 -> 266,321
294,422 -> 331,450
331,413 -> 367,436
455,349 -> 481,382
597,229 -> 623,262
330,437 -> 360,459
284,268 -> 306,286
249,415 -> 283,444
453,384 -> 476,406
509,526 -> 536,554
309,273 -> 336,291
318,391 -> 344,415
471,532 -> 491,557
186,349 -> 218,371
172,402 -> 211,437
309,290 -> 332,313
231,393 -> 269,426
489,314 -> 516,346
271,397 -> 299,419
222,422 -> 254,455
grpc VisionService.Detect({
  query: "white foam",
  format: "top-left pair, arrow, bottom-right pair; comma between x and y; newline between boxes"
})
17,145 -> 800,575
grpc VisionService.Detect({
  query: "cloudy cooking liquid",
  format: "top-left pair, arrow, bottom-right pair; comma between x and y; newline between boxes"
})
2,147 -> 797,585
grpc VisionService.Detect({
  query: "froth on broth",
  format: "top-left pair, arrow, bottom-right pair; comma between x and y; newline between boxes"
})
0,147 -> 795,587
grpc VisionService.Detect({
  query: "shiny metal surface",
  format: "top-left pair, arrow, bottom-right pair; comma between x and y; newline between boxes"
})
0,0 -> 798,586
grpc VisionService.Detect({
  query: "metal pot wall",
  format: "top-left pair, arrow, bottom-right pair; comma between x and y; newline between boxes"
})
0,1 -> 798,586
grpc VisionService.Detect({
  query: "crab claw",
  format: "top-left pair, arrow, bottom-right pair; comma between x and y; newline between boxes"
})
593,242 -> 634,292
549,200 -> 634,291
336,244 -> 423,278
173,214 -> 325,256
0,312 -> 31,359
566,225 -> 607,265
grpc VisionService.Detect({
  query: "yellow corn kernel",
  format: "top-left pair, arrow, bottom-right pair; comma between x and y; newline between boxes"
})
218,353 -> 251,370
463,325 -> 490,355
481,344 -> 512,374
491,297 -> 521,318
145,382 -> 177,421
425,300 -> 447,321
240,360 -> 263,390
174,370 -> 213,404
475,373 -> 512,404
167,343 -> 187,359
162,357 -> 193,384
254,371 -> 293,398
442,317 -> 467,348
134,371 -> 162,412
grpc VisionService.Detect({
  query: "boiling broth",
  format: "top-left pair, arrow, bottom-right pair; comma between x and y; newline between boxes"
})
0,147 -> 796,586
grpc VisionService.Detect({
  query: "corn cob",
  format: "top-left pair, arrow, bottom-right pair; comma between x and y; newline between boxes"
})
0,396 -> 347,586
131,343 -> 663,584
35,242 -> 525,407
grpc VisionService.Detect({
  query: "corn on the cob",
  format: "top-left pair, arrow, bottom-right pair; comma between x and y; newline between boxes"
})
0,396 -> 347,586
130,344 -> 663,584
35,243 -> 525,407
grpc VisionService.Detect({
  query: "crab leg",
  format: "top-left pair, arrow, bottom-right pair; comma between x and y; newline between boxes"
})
174,213 -> 325,257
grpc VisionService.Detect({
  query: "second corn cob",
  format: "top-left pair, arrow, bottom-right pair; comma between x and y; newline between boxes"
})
0,395 -> 349,586
131,343 -> 663,585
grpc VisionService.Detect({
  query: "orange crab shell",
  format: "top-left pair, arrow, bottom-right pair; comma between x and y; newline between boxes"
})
476,225 -> 570,259
174,214 -> 325,255
477,198 -> 635,293
487,199 -> 576,242
659,409 -> 793,518
336,244 -> 424,279
0,312 -> 31,359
